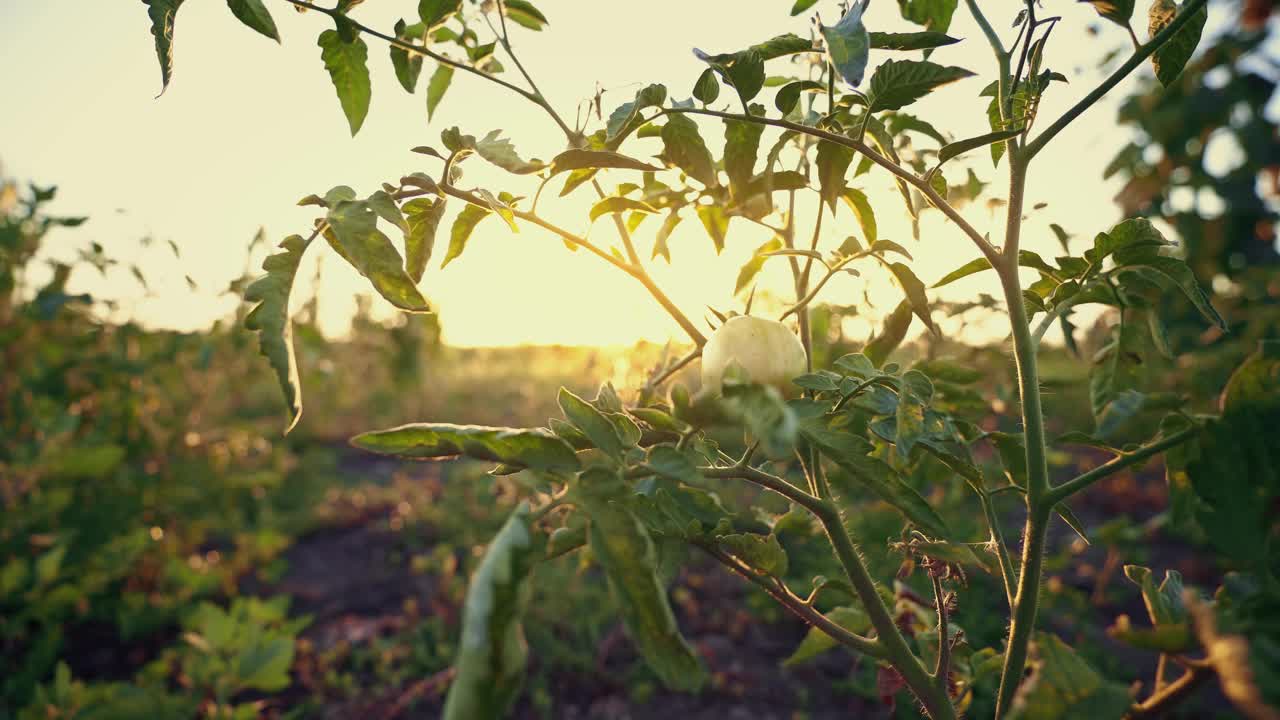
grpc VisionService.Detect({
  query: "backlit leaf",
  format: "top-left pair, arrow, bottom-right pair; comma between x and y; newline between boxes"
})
227,0 -> 280,42
244,234 -> 310,433
351,424 -> 580,471
868,59 -> 975,111
318,29 -> 372,135
1148,0 -> 1207,87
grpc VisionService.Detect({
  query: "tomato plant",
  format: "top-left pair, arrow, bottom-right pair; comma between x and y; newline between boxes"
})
136,0 -> 1279,717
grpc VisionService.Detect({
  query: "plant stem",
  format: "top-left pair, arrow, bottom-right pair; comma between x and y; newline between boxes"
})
980,491 -> 1018,610
1127,665 -> 1213,718
1046,425 -> 1200,504
993,152 -> 1053,717
931,572 -> 952,694
1024,0 -> 1211,158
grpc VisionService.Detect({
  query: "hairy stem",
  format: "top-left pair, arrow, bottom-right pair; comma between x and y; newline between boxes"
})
980,491 -> 1018,610
1046,425 -> 1201,504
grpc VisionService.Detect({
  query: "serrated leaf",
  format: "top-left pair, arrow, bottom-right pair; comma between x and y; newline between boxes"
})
318,29 -> 371,135
443,203 -> 491,267
605,84 -> 667,149
351,424 -> 580,471
244,234 -> 310,433
652,210 -> 682,262
1148,0 -> 1207,87
897,0 -> 959,33
821,1 -> 871,87
326,200 -> 430,311
868,59 -> 975,111
426,64 -> 454,119
473,130 -> 546,174
661,114 -> 718,187
403,197 -> 446,282
1079,0 -> 1135,28
784,606 -> 872,666
144,0 -> 184,94
579,469 -> 706,691
390,36 -> 423,93
717,533 -> 788,576
693,47 -> 765,106
1119,255 -> 1226,330
442,503 -> 537,720
550,149 -> 662,175
693,67 -> 720,104
1005,634 -> 1132,720
724,119 -> 764,201
419,0 -> 461,28
816,140 -> 855,214
558,388 -> 625,458
696,204 -> 729,253
228,0 -> 279,42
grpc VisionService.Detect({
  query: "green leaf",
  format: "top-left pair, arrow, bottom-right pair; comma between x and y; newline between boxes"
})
938,129 -> 1024,165
735,238 -> 783,295
244,235 -> 310,433
227,0 -> 279,42
661,114 -> 718,187
791,0 -> 820,15
443,204 -> 491,267
652,210 -> 682,262
442,503 -> 538,720
326,200 -> 430,311
426,64 -> 454,119
318,29 -> 371,135
605,84 -> 667,148
234,636 -> 294,691
579,469 -> 706,691
403,197 -> 446,282
886,262 -> 937,334
558,388 -> 624,458
1004,634 -> 1132,720
1119,255 -> 1226,330
724,119 -> 764,201
695,204 -> 729,253
821,2 -> 871,87
590,196 -> 657,223
1080,0 -> 1135,28
693,48 -> 765,106
840,188 -> 877,244
869,31 -> 960,51
473,130 -> 546,174
549,149 -> 661,175
1089,314 -> 1148,425
351,424 -> 580,471
897,0 -> 959,33
390,35 -> 423,93
1148,0 -> 1207,87
1087,217 -> 1173,267
721,382 -> 798,459
419,0 -> 461,28
693,68 -> 720,104
717,533 -> 788,576
1123,565 -> 1187,626
502,0 -> 548,31
868,59 -> 975,111
784,606 -> 872,666
865,301 -> 913,367
774,79 -> 824,114
144,0 -> 184,94
749,33 -> 814,60
645,446 -> 702,485
366,190 -> 408,233
816,141 -> 855,214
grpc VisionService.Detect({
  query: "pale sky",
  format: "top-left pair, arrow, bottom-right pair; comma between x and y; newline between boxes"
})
0,1 -> 1233,346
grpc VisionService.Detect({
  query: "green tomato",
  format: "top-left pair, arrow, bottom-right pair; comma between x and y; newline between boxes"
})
700,315 -> 807,395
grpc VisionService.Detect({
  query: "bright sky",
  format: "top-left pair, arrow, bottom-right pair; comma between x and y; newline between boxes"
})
0,1 -> 1232,346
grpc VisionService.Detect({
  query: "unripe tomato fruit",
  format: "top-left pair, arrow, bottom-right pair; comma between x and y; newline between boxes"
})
700,315 -> 807,395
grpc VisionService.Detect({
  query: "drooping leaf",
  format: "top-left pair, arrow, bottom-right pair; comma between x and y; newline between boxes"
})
774,79 -> 824,114
390,30 -> 424,93
661,114 -> 718,187
441,203 -> 491,268
426,64 -> 454,119
326,200 -> 430,311
244,234 -> 310,433
1089,313 -> 1148,424
652,210 -> 682,262
1118,255 -> 1226,330
821,1 -> 871,87
227,0 -> 280,42
441,503 -> 538,720
693,68 -> 720,104
724,119 -> 764,201
696,204 -> 730,253
791,0 -> 821,15
473,130 -> 546,174
318,29 -> 372,135
1148,0 -> 1207,87
886,262 -> 937,334
816,140 -> 855,214
693,48 -> 766,106
1079,0 -> 1136,28
869,30 -> 960,51
1004,634 -> 1132,720
144,0 -> 185,94
721,381 -> 798,459
841,188 -> 877,243
868,59 -> 975,111
351,423 -> 581,471
558,388 -> 625,458
865,300 -> 913,367
578,469 -> 706,691
403,197 -> 446,282
605,83 -> 668,148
